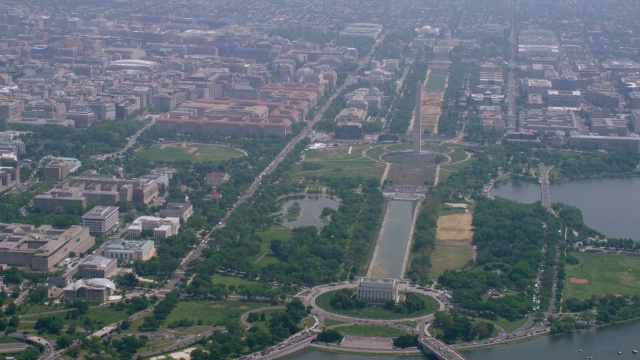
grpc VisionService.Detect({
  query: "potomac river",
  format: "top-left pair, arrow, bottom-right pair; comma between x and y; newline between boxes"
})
493,177 -> 640,241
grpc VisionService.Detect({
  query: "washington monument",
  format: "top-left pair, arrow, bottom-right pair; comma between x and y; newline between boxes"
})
413,80 -> 422,153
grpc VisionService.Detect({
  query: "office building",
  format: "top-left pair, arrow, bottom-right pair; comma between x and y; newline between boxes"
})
127,216 -> 180,239
547,90 -> 581,108
82,206 -> 119,234
159,203 -> 194,222
78,255 -> 118,279
569,133 -> 640,151
43,160 -> 70,181
357,278 -> 398,303
104,240 -> 156,261
520,108 -> 579,134
0,224 -> 94,271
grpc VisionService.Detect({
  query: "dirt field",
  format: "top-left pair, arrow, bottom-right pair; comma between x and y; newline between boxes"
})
569,277 -> 589,284
430,213 -> 474,279
436,213 -> 473,242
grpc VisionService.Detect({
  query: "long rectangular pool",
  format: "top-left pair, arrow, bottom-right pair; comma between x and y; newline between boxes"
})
368,199 -> 416,279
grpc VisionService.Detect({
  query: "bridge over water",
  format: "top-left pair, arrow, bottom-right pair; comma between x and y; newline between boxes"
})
538,165 -> 553,209
418,336 -> 467,360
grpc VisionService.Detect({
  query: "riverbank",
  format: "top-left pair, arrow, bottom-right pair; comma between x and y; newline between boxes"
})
308,343 -> 422,356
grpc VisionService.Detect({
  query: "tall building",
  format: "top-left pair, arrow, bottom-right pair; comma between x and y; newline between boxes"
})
413,81 -> 423,153
82,206 -> 119,233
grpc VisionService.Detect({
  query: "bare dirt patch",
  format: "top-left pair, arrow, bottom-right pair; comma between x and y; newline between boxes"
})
210,304 -> 225,308
238,306 -> 249,310
569,277 -> 589,284
436,213 -> 473,242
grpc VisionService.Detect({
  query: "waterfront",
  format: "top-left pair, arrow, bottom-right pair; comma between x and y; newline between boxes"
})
280,195 -> 339,229
368,200 -> 416,279
493,177 -> 640,240
283,319 -> 640,360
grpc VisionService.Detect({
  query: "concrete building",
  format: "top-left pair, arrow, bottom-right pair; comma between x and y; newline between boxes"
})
357,278 -> 398,303
104,240 -> 156,261
159,203 -> 193,222
585,84 -> 620,108
336,108 -> 367,123
0,166 -> 19,193
414,81 -> 422,153
63,278 -> 116,303
335,122 -> 363,140
569,133 -> 640,151
523,79 -> 553,95
0,224 -> 94,271
78,255 -> 118,279
35,174 -> 158,211
127,216 -> 180,239
520,108 -> 579,134
82,206 -> 119,234
591,117 -> 629,136
339,23 -> 382,39
43,159 -> 70,181
205,172 -> 230,187
547,90 -> 581,108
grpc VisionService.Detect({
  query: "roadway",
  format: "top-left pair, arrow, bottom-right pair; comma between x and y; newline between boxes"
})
539,165 -> 552,209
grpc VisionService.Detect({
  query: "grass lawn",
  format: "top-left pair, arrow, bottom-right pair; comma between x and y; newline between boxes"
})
211,274 -> 261,288
565,252 -> 640,300
0,337 -> 19,344
429,245 -> 474,279
304,146 -> 367,161
323,319 -> 347,327
337,324 -> 406,338
488,316 -> 528,333
429,68 -> 449,77
426,75 -> 447,90
162,300 -> 269,328
291,160 -> 385,180
299,315 -> 315,329
247,309 -> 283,333
315,291 -> 439,320
250,225 -> 293,266
136,143 -> 245,163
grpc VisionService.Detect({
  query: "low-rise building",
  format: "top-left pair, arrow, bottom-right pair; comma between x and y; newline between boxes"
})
204,172 -> 230,187
127,216 -> 180,239
357,278 -> 398,303
0,224 -> 94,271
547,90 -> 581,108
82,206 -> 119,234
159,203 -> 193,222
569,133 -> 640,151
78,255 -> 118,279
63,278 -> 116,303
104,240 -> 156,261
520,108 -> 579,134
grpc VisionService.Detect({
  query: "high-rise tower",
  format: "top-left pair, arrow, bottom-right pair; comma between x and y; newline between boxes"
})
413,81 -> 422,153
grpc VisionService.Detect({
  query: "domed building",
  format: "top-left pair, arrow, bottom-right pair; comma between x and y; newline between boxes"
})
63,278 -> 117,303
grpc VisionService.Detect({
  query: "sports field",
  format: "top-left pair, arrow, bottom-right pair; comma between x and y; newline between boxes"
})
564,252 -> 640,300
430,213 -> 474,279
136,143 -> 245,163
